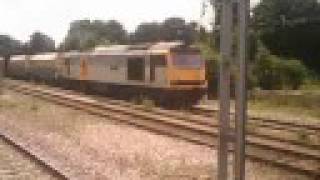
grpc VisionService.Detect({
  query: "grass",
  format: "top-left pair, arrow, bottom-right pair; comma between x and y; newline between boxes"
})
248,92 -> 320,145
142,99 -> 155,111
0,91 -> 20,110
296,129 -> 311,145
301,80 -> 320,91
249,80 -> 320,120
249,93 -> 320,120
0,91 -> 82,138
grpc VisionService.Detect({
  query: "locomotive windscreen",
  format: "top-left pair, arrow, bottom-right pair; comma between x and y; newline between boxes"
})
172,54 -> 203,69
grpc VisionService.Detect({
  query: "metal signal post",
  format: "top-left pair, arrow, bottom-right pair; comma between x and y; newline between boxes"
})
217,0 -> 249,179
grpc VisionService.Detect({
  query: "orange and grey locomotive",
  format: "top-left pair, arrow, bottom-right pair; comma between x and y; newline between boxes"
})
6,42 -> 207,106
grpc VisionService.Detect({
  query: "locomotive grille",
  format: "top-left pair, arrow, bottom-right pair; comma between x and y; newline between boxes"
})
170,80 -> 206,86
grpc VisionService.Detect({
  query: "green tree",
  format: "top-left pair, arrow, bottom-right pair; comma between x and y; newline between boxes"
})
132,17 -> 198,44
29,31 -> 55,54
254,46 -> 308,90
101,20 -> 127,43
253,0 -> 320,74
0,35 -> 24,75
0,35 -> 24,56
161,17 -> 197,44
61,19 -> 127,51
133,22 -> 162,42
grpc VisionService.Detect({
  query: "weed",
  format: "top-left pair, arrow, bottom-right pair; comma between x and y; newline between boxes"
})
246,122 -> 258,134
0,77 -> 4,95
142,99 -> 155,111
130,97 -> 140,105
30,99 -> 40,111
0,99 -> 18,109
249,93 -> 320,119
30,103 -> 39,111
314,132 -> 320,145
296,129 -> 310,144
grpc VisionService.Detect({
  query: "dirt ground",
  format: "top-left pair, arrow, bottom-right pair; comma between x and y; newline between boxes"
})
0,89 -> 313,180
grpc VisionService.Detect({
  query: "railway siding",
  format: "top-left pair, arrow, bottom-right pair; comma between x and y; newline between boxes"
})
0,133 -> 65,180
0,127 -> 72,179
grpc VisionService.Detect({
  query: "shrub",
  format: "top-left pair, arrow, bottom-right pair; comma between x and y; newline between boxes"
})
254,54 -> 282,89
280,59 -> 308,90
254,52 -> 308,90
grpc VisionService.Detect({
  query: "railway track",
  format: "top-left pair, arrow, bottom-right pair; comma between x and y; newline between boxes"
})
191,106 -> 320,133
0,130 -> 68,180
4,80 -> 320,178
57,89 -> 319,150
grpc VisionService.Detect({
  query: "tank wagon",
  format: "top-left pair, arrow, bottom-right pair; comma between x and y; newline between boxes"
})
28,53 -> 58,82
0,57 -> 4,76
7,42 -> 207,107
8,55 -> 28,79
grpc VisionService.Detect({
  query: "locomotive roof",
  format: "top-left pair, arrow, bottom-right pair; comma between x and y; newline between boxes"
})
91,41 -> 185,55
94,45 -> 130,52
149,41 -> 184,50
90,50 -> 148,56
9,42 -> 198,60
11,55 -> 28,61
30,52 -> 58,61
94,42 -> 183,51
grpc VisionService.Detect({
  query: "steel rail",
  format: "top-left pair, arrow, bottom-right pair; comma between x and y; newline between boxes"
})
191,106 -> 320,132
0,132 -> 68,180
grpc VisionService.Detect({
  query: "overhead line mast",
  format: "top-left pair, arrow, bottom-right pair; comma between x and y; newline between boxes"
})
208,0 -> 249,179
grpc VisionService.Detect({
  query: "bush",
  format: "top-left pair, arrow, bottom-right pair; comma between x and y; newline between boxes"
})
205,59 -> 219,98
254,53 -> 308,90
254,54 -> 281,89
281,59 -> 308,90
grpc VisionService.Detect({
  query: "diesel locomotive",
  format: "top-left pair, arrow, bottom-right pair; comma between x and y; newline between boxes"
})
1,42 -> 207,107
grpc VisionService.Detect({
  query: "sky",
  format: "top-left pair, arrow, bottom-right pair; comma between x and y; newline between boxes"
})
0,0 -> 260,45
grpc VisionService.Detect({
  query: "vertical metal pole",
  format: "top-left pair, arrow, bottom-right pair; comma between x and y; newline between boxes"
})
218,0 -> 233,179
234,0 -> 249,180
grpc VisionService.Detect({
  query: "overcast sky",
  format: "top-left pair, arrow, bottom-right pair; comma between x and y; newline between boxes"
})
0,0 -> 260,44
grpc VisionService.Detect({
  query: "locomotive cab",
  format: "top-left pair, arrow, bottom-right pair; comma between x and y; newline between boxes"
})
168,47 -> 206,90
151,46 -> 207,107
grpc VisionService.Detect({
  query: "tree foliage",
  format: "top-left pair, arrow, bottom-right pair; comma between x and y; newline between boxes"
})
0,35 -> 25,75
29,31 -> 55,54
0,35 -> 25,57
253,46 -> 308,90
132,17 -> 198,45
253,0 -> 320,74
60,17 -> 198,49
132,22 -> 162,43
61,19 -> 127,51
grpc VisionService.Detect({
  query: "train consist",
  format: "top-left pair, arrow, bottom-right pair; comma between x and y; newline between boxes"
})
0,57 -> 3,76
0,42 -> 207,106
